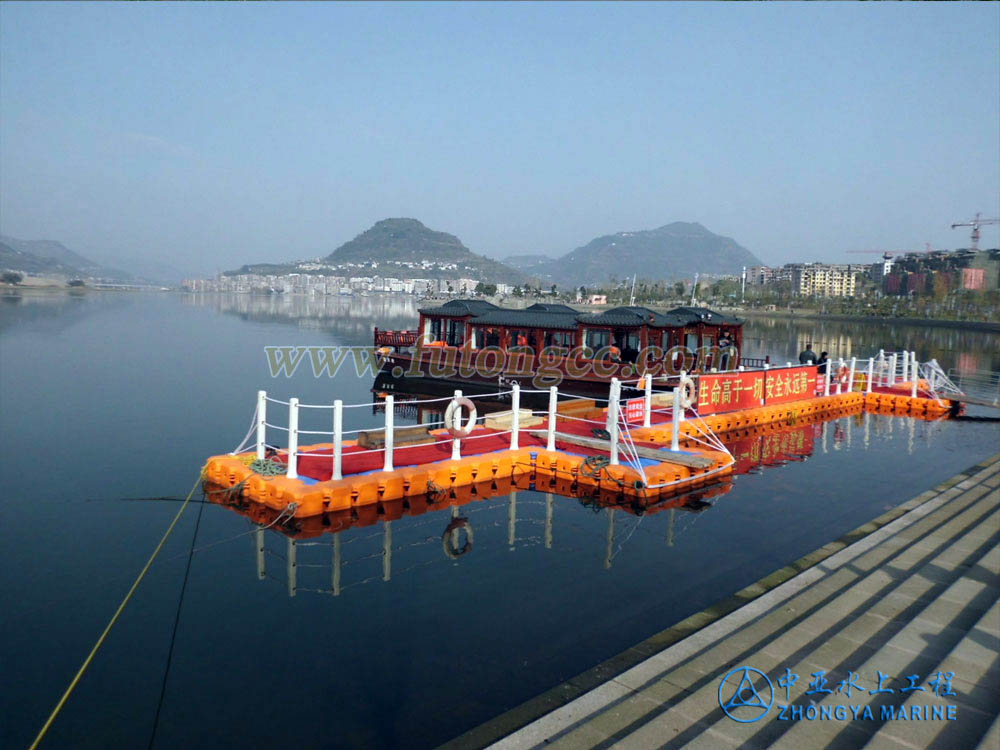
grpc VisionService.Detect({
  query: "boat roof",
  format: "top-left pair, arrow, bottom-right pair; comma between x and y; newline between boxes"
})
418,299 -> 741,329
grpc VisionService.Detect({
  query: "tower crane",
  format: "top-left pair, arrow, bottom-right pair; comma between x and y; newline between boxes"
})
951,213 -> 999,251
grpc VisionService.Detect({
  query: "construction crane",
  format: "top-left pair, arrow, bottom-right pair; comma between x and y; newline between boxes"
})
951,213 -> 1000,251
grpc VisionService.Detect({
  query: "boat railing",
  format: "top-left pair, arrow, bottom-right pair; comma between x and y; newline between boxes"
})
373,328 -> 418,348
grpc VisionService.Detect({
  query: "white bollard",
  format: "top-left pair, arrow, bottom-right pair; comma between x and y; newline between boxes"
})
332,399 -> 343,480
866,358 -> 874,395
888,353 -> 897,386
510,383 -> 520,450
608,378 -> 621,466
643,374 -> 652,428
383,395 -> 394,472
256,390 -> 267,459
286,397 -> 299,479
786,362 -> 792,367
848,356 -> 856,392
452,389 -> 463,461
671,386 -> 681,452
546,386 -> 558,452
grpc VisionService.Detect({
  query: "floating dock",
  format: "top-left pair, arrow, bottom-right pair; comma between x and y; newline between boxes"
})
202,351 -> 960,518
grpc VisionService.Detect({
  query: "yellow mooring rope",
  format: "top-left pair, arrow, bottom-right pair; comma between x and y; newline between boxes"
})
29,473 -> 204,750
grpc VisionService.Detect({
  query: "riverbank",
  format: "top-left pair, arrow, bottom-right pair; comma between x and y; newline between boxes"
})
446,454 -> 1000,749
733,308 -> 1000,334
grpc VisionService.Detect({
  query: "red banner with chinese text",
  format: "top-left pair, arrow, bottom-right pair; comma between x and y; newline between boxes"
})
764,365 -> 821,406
695,371 -> 766,415
695,365 -> 821,415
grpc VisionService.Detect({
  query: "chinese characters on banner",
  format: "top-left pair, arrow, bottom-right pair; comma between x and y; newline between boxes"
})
624,397 -> 645,423
696,366 -> 821,416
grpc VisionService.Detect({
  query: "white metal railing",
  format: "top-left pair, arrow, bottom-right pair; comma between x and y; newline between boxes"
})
946,367 -> 999,405
228,349 -> 940,484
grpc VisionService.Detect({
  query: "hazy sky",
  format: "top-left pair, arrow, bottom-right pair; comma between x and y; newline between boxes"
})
1,2 -> 998,277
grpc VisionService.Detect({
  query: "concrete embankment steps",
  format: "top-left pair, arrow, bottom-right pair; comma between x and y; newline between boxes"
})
480,455 -> 999,750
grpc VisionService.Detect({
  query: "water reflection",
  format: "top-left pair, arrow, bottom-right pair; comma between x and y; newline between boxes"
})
739,314 -> 1000,373
180,292 -> 419,345
205,401 -> 950,598
180,292 -> 998,372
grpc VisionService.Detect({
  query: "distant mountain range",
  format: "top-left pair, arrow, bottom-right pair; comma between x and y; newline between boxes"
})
228,218 -> 530,284
0,234 -> 132,281
505,222 -> 762,287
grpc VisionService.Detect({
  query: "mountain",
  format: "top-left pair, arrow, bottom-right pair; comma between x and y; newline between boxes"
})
0,234 -> 131,280
527,222 -> 763,287
0,241 -> 84,275
230,218 -> 530,284
504,254 -> 557,273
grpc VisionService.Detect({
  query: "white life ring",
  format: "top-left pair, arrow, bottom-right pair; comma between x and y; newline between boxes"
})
444,396 -> 477,438
678,375 -> 696,409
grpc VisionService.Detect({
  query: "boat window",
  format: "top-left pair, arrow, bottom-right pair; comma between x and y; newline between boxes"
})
544,331 -> 574,349
587,329 -> 610,351
430,319 -> 443,342
446,319 -> 465,347
511,330 -> 536,350
482,327 -> 501,347
685,332 -> 698,351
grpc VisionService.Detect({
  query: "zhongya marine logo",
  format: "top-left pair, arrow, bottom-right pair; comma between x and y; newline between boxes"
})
718,666 -> 774,723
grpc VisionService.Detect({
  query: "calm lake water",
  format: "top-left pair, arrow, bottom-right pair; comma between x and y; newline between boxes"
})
1,292 -> 997,749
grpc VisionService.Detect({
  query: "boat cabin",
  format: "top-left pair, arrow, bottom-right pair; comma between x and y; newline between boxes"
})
376,300 -> 746,373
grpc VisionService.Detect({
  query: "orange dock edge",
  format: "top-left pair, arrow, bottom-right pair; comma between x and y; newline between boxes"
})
202,390 -> 954,518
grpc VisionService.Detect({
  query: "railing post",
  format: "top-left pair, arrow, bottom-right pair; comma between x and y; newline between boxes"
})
877,349 -> 885,386
383,394 -> 394,472
902,349 -> 910,383
888,353 -> 897,386
643,374 -> 652,428
608,378 -> 620,466
256,390 -> 267,459
452,389 -> 463,461
546,386 -> 558,452
510,383 -> 520,450
866,357 -> 874,394
911,354 -> 919,398
287,537 -> 297,597
848,356 -> 856,392
256,527 -> 265,580
332,399 -> 343,481
677,370 -> 687,425
286,397 -> 299,479
823,361 -> 831,397
671,386 -> 681,452
837,358 -> 845,394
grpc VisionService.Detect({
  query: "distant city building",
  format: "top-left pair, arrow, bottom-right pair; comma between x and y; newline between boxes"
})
786,263 -> 859,297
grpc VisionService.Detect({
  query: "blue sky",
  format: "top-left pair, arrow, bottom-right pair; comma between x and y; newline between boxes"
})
1,2 -> 998,277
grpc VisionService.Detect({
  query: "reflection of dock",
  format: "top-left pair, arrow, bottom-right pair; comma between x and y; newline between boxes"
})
468,455 -> 1000,750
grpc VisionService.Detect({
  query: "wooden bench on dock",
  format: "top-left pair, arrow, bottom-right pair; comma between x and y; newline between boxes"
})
358,424 -> 435,449
527,430 -> 715,469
